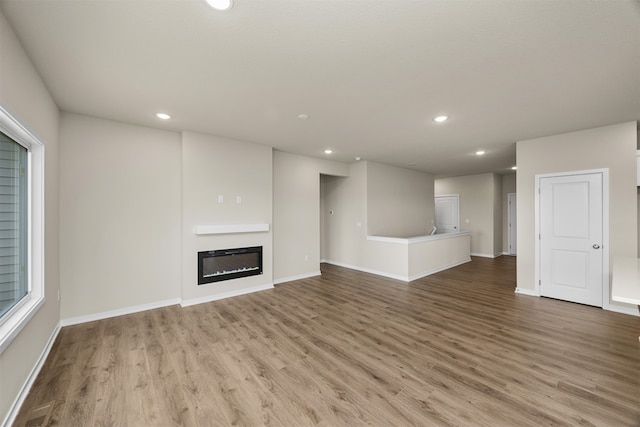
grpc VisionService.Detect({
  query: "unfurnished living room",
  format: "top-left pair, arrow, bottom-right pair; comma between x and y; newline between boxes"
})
1,1 -> 639,426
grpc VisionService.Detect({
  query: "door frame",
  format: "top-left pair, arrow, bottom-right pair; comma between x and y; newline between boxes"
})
507,192 -> 517,255
434,194 -> 459,233
534,169 -> 610,310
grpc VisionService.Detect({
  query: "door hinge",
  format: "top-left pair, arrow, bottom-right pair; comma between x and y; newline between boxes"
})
539,280 -> 541,286
538,234 -> 541,240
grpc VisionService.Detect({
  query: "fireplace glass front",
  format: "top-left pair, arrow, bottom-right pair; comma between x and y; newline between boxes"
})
198,246 -> 263,285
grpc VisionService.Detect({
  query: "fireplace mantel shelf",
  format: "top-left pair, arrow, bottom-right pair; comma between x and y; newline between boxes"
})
195,223 -> 270,235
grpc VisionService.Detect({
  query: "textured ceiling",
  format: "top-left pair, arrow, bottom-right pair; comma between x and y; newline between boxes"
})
1,0 -> 639,176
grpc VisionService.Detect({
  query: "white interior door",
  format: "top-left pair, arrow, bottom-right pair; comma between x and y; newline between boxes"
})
539,173 -> 603,307
434,195 -> 459,234
508,193 -> 517,255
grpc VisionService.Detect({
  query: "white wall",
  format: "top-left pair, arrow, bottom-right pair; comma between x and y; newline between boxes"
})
323,162 -> 369,269
516,122 -> 637,312
59,114 -> 182,320
367,162 -> 435,238
407,234 -> 471,280
181,131 -> 273,303
323,161 -> 441,277
60,121 -> 278,314
435,173 -> 501,257
273,151 -> 347,282
0,9 -> 60,423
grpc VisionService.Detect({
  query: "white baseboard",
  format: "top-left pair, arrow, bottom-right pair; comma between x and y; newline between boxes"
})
273,271 -> 321,285
60,298 -> 181,327
512,289 -> 638,316
180,283 -> 273,307
323,259 -> 409,282
60,284 -> 278,325
2,324 -> 61,427
606,303 -> 639,317
515,287 -> 540,297
408,257 -> 471,281
322,257 -> 473,282
470,252 -> 497,258
321,257 -> 471,283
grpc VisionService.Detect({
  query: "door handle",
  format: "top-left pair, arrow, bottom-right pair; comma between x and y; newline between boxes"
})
593,244 -> 600,249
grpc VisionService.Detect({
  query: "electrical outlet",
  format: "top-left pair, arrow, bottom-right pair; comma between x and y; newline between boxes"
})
218,195 -> 224,203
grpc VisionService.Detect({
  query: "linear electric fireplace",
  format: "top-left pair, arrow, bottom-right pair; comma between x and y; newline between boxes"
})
198,246 -> 263,285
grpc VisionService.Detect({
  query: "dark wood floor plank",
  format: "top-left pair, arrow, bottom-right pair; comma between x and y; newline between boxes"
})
13,256 -> 640,426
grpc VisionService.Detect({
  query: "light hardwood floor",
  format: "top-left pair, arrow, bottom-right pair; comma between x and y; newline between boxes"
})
13,256 -> 640,426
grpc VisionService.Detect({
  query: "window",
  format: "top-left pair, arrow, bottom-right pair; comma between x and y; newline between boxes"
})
0,132 -> 28,320
0,106 -> 45,354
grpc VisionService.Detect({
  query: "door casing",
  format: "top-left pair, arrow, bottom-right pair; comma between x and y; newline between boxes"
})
508,192 -> 517,255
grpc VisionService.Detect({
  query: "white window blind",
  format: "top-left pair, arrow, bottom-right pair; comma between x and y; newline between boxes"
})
0,132 -> 28,320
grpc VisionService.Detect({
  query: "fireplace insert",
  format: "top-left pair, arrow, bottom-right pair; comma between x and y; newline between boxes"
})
198,246 -> 263,285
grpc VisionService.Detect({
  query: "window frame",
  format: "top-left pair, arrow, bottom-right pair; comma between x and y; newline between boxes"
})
0,105 -> 45,354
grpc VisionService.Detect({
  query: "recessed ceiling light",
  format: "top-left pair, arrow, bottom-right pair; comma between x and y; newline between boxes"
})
433,115 -> 448,123
206,0 -> 233,11
511,166 -> 518,170
355,156 -> 361,161
324,149 -> 333,155
408,162 -> 417,166
298,114 -> 309,120
475,150 -> 486,156
156,113 -> 171,120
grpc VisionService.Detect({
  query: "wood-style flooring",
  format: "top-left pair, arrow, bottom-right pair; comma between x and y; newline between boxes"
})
13,256 -> 640,426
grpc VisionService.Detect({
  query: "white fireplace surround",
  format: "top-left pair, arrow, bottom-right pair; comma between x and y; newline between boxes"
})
194,223 -> 270,235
